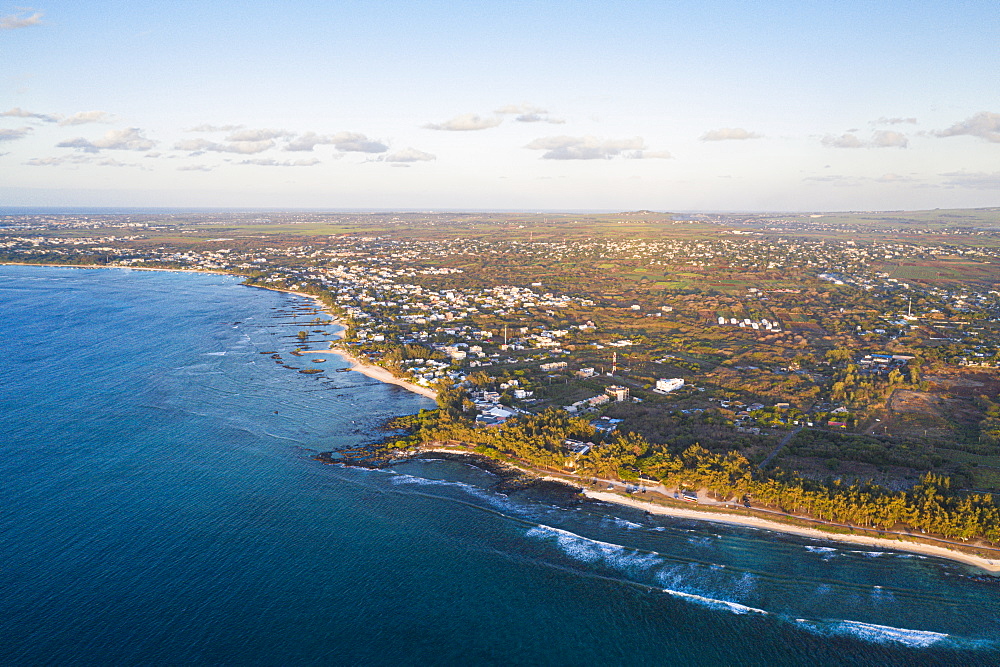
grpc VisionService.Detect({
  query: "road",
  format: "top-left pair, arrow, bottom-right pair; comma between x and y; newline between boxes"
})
758,426 -> 804,470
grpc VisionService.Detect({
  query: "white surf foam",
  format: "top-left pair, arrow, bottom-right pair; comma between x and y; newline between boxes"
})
527,524 -> 663,570
805,545 -> 837,553
661,588 -> 768,616
828,619 -> 948,648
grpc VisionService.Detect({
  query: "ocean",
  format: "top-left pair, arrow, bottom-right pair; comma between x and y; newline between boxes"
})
2,265 -> 999,665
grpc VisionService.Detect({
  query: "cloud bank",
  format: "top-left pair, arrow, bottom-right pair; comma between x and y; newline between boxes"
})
174,138 -> 274,154
57,128 -> 156,152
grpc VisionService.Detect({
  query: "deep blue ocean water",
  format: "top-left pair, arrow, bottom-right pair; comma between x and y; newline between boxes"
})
2,265 -> 1000,666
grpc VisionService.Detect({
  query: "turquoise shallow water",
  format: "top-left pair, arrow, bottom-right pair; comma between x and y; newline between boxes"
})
2,265 -> 1000,666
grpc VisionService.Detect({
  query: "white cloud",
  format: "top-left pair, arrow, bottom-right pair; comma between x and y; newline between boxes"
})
285,132 -> 330,152
284,131 -> 387,153
515,113 -> 564,124
424,113 -> 502,131
225,128 -> 293,142
700,127 -> 762,141
330,132 -> 388,153
524,135 -> 647,160
24,156 -> 68,166
933,112 -> 1000,143
1,107 -> 56,122
496,104 -> 543,115
496,104 -> 564,124
820,130 -> 910,148
239,157 -> 321,167
186,124 -> 244,132
941,171 -> 1000,190
821,133 -> 864,148
383,147 -> 436,163
174,138 -> 273,154
177,164 -> 214,171
57,128 -> 156,152
822,130 -> 909,149
1,11 -> 42,30
875,117 -> 917,125
0,127 -> 33,142
871,130 -> 908,148
59,111 -> 116,126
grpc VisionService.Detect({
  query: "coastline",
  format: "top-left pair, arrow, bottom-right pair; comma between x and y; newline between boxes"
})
244,282 -> 438,402
1,263 -> 438,402
583,491 -> 1000,573
0,261 -> 234,277
305,347 -> 439,401
415,446 -> 1000,573
10,263 -> 998,571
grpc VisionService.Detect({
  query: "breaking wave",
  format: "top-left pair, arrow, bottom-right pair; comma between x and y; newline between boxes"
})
526,524 -> 664,571
800,619 -> 949,648
661,588 -> 768,616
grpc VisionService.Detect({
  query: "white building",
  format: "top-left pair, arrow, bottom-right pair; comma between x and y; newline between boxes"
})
606,385 -> 629,402
655,378 -> 685,393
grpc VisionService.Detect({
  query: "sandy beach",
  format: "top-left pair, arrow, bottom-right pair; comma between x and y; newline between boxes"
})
416,445 -> 1000,573
301,348 -> 438,400
251,284 -> 439,402
583,490 -> 1000,573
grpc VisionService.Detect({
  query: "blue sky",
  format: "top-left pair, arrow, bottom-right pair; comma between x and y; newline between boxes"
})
2,1 -> 1000,210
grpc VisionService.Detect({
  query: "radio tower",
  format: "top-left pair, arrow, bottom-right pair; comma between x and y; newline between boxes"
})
611,351 -> 617,376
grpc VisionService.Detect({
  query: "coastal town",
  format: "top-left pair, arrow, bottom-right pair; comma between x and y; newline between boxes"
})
7,209 -> 1000,556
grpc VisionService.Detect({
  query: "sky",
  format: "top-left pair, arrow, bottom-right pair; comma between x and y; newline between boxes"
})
2,1 -> 1000,211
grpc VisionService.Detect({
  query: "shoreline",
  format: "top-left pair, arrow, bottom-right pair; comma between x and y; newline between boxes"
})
0,261 -> 234,277
414,446 -> 1000,573
2,262 -> 438,402
304,347 -> 439,401
582,491 -> 1000,573
11,262 -> 999,571
244,283 -> 438,402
